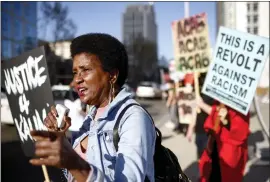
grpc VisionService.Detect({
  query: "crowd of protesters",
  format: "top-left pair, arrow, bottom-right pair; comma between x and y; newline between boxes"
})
163,71 -> 250,182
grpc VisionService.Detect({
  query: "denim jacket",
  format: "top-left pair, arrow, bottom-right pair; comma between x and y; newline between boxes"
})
67,88 -> 156,182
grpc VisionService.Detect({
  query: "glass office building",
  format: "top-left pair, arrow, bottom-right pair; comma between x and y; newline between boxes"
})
1,2 -> 37,60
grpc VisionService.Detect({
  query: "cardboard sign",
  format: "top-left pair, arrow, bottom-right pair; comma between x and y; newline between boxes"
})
177,86 -> 196,124
172,12 -> 211,73
1,47 -> 54,157
202,26 -> 270,115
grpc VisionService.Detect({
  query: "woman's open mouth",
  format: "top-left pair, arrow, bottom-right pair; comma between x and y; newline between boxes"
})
77,87 -> 87,96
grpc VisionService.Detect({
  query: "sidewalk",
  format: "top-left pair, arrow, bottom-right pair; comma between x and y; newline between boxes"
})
157,109 -> 270,182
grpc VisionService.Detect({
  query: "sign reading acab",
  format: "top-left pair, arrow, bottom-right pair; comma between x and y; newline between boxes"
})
171,12 -> 211,73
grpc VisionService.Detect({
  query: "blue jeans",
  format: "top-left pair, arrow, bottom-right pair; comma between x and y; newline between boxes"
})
169,104 -> 180,128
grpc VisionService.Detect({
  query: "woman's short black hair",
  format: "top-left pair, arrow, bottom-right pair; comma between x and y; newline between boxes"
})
70,33 -> 128,88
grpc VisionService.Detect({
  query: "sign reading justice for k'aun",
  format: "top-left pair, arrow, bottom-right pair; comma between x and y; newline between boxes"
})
171,12 -> 211,73
202,26 -> 270,115
1,47 -> 54,157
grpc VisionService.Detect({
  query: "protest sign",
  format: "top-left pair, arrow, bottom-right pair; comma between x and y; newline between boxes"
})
202,26 -> 270,115
177,86 -> 196,124
172,12 -> 211,73
1,47 -> 54,157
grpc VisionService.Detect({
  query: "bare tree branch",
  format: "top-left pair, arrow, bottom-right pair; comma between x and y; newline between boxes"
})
38,2 -> 77,48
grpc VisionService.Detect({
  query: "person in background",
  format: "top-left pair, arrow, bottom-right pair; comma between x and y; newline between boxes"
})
184,73 -> 194,88
166,79 -> 181,133
29,33 -> 156,182
181,73 -> 195,134
197,99 -> 250,182
186,73 -> 215,160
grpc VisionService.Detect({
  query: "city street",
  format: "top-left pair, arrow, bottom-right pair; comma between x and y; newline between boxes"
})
1,98 -> 269,182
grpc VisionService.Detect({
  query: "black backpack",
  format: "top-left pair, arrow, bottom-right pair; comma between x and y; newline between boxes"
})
113,103 -> 191,182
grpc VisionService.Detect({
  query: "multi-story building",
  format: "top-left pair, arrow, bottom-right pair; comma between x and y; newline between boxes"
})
1,2 -> 38,60
122,3 -> 158,86
122,3 -> 157,46
216,2 -> 269,89
48,39 -> 73,85
49,40 -> 72,60
216,2 -> 269,37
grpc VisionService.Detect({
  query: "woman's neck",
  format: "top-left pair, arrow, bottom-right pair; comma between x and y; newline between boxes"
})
94,87 -> 120,120
99,87 -> 120,107
94,105 -> 108,120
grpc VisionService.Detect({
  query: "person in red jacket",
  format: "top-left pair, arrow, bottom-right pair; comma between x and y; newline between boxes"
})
196,98 -> 250,182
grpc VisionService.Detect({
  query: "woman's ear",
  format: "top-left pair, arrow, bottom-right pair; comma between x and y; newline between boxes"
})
110,70 -> 119,84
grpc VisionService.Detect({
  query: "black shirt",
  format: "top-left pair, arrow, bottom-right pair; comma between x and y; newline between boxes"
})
194,93 -> 215,134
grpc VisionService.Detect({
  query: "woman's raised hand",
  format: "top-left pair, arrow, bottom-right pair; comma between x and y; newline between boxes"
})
43,106 -> 71,133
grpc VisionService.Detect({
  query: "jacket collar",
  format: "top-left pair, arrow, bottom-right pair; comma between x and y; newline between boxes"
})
87,87 -> 132,120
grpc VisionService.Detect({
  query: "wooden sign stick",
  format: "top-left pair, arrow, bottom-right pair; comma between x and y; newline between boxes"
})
42,165 -> 50,182
194,71 -> 201,113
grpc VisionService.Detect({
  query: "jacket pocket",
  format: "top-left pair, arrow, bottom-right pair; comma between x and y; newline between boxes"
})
99,130 -> 117,179
101,130 -> 117,157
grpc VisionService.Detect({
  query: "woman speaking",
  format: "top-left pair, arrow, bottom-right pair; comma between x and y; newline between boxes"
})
29,33 -> 156,182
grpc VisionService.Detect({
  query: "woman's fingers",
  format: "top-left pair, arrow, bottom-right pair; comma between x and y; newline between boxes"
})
48,112 -> 58,129
29,158 -> 46,166
31,130 -> 59,141
35,148 -> 58,158
35,140 -> 54,148
32,135 -> 50,141
44,117 -> 54,130
43,106 -> 59,131
60,116 -> 71,132
51,106 -> 58,117
29,157 -> 58,167
30,130 -> 75,169
44,106 -> 72,132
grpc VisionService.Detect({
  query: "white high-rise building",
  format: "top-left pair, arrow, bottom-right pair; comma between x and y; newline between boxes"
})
217,2 -> 269,37
217,2 -> 269,88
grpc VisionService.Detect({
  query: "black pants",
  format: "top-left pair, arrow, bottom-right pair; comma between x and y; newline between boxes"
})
195,133 -> 208,160
209,141 -> 221,182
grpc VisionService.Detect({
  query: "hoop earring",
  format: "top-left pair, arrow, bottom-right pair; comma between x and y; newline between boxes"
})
109,82 -> 115,103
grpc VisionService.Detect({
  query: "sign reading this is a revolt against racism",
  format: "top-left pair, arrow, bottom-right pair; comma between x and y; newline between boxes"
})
1,47 -> 54,157
171,12 -> 211,73
202,26 -> 270,115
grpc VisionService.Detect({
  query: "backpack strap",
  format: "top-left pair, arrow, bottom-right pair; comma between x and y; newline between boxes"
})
113,103 -> 163,182
113,103 -> 140,151
113,103 -> 162,152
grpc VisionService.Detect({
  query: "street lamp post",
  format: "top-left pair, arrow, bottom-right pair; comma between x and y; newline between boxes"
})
184,2 -> 189,18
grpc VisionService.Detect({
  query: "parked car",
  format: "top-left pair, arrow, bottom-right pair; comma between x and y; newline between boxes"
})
1,92 -> 13,125
136,81 -> 162,99
52,85 -> 71,105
